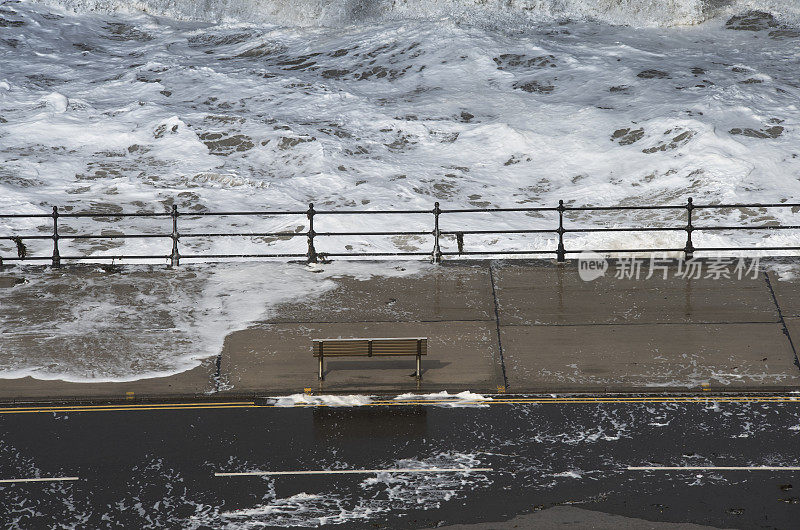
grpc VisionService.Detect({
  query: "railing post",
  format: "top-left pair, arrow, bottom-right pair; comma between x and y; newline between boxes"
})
432,201 -> 442,264
556,200 -> 566,263
307,202 -> 318,264
685,197 -> 694,260
51,206 -> 61,267
170,204 -> 180,267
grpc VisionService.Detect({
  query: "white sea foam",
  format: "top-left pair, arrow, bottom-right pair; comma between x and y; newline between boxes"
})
43,0 -> 800,27
41,92 -> 69,113
765,262 -> 800,281
2,1 -> 800,382
553,470 -> 583,479
0,261 -> 428,382
1,2 -> 800,263
269,391 -> 493,407
394,390 -> 494,407
271,393 -> 374,406
189,451 -> 489,528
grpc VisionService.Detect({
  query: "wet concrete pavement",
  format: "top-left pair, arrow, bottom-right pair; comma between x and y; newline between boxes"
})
1,259 -> 799,402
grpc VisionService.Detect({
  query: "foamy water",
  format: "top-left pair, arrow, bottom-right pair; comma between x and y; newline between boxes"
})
0,261 -> 429,382
190,452 -> 490,528
1,0 -> 800,261
2,1 -> 800,382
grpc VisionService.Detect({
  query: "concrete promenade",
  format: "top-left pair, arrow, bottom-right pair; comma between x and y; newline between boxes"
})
1,259 -> 800,402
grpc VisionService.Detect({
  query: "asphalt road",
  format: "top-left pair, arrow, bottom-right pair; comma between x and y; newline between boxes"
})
1,395 -> 800,529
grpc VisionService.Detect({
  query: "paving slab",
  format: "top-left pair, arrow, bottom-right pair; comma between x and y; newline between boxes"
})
493,262 -> 777,326
501,322 -> 800,392
218,321 -> 501,394
767,272 -> 800,318
780,318 -> 800,366
264,263 -> 494,323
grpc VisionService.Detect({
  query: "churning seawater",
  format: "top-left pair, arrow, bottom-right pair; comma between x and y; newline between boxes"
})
1,0 -> 800,259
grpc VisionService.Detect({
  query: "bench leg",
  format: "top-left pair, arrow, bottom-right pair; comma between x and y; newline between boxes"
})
416,354 -> 421,380
318,356 -> 324,381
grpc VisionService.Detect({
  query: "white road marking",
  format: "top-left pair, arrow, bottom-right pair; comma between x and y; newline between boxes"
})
628,466 -> 800,471
215,467 -> 493,477
0,477 -> 79,483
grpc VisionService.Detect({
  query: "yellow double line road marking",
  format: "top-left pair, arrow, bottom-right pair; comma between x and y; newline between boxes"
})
0,395 -> 797,414
0,402 -> 256,414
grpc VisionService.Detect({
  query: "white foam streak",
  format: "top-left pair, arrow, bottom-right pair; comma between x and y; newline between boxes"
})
394,390 -> 494,407
191,452 -> 489,528
271,394 -> 374,407
45,0 -> 800,27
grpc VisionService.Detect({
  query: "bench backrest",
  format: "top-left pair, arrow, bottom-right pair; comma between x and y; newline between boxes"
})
313,337 -> 427,357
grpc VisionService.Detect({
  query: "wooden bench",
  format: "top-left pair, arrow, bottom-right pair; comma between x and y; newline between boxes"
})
312,337 -> 427,381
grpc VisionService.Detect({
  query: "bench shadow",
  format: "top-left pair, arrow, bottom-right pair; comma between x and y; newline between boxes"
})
323,359 -> 449,378
312,407 -> 428,440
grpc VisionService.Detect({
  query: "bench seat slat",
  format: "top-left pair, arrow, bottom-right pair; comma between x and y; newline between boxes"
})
312,338 -> 427,357
313,337 -> 426,342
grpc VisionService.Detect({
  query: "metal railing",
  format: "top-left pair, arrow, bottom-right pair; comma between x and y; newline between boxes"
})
1,198 -> 799,266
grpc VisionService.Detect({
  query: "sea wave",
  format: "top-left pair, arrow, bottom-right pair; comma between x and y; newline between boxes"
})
41,0 -> 800,28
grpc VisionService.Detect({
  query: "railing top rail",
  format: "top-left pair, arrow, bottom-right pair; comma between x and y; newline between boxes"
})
0,210 -> 310,219
178,210 -> 308,216
313,209 -> 431,215
564,205 -> 684,211
441,207 -> 558,213
0,214 -> 54,218
58,212 -> 171,218
692,203 -> 800,209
